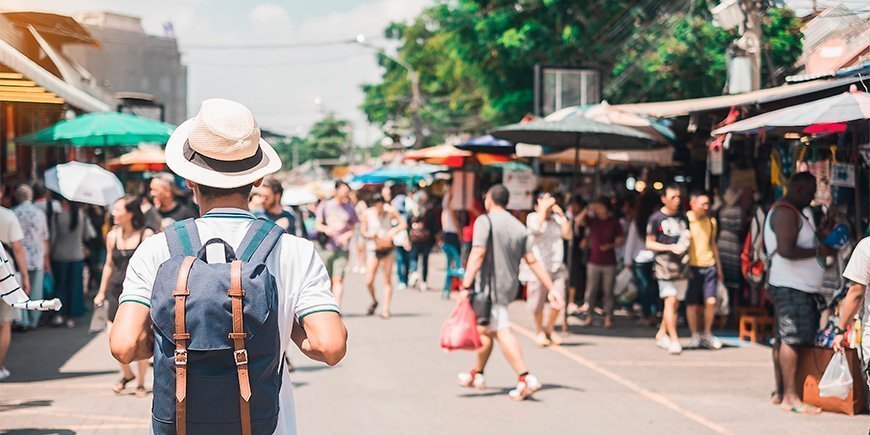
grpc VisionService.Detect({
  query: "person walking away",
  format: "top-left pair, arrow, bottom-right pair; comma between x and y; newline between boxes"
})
409,191 -> 438,291
685,191 -> 724,350
50,199 -> 95,328
523,192 -> 571,346
624,192 -> 659,327
646,185 -> 691,355
441,186 -> 461,253
577,198 -> 624,328
831,234 -> 870,394
315,181 -> 359,306
385,184 -> 411,290
144,172 -> 197,232
456,185 -> 558,401
717,188 -> 748,297
361,195 -> 407,318
765,172 -> 831,414
258,178 -> 299,236
565,197 -> 587,315
12,184 -> 48,331
94,196 -> 153,397
352,195 -> 368,274
111,98 -> 347,434
0,187 -> 30,381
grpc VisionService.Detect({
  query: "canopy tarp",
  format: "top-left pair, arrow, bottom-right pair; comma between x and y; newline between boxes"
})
353,164 -> 445,184
16,112 -> 175,147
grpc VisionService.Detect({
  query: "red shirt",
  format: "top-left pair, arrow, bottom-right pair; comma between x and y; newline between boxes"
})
586,216 -> 624,266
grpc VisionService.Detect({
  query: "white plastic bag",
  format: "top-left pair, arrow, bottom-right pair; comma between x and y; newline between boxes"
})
715,282 -> 730,316
613,268 -> 632,297
818,351 -> 852,399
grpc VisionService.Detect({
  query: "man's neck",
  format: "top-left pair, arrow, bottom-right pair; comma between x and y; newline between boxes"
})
488,205 -> 505,214
198,197 -> 249,215
158,200 -> 177,213
661,206 -> 678,216
266,204 -> 283,215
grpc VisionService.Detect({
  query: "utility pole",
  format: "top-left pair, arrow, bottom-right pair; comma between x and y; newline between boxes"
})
742,0 -> 763,91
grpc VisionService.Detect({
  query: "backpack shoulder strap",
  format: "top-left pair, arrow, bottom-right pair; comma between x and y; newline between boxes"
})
165,219 -> 202,257
238,219 -> 283,263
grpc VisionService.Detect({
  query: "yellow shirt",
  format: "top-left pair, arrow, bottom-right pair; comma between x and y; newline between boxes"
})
687,210 -> 717,268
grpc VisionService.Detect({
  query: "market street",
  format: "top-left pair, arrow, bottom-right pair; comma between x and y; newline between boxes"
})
0,254 -> 867,434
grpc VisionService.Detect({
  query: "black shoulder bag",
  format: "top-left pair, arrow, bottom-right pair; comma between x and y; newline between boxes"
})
470,214 -> 496,326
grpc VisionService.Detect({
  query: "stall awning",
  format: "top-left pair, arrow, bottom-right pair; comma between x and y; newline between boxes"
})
0,35 -> 110,111
0,71 -> 63,104
612,76 -> 864,118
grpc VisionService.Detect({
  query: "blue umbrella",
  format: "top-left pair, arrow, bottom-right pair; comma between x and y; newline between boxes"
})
352,164 -> 445,184
455,135 -> 515,155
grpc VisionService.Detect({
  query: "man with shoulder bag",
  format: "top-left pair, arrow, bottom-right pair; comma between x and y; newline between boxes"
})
456,185 -> 558,401
111,99 -> 347,434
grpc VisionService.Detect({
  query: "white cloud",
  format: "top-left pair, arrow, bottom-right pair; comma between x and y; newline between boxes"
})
248,3 -> 291,27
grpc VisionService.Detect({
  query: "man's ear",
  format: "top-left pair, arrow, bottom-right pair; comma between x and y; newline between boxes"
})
253,178 -> 264,187
186,180 -> 196,190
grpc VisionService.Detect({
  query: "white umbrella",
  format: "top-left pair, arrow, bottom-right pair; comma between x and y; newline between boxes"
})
713,89 -> 870,135
281,186 -> 319,206
44,161 -> 124,206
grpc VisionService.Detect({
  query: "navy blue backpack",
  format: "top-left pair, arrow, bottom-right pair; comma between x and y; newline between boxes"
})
150,218 -> 284,435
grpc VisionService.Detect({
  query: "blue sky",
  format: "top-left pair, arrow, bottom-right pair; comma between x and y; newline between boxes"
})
0,0 -> 431,144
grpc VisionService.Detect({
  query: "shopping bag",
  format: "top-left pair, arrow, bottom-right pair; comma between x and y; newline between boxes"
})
797,347 -> 867,415
440,298 -> 482,351
613,268 -> 632,298
818,351 -> 853,400
88,302 -> 108,334
715,282 -> 730,316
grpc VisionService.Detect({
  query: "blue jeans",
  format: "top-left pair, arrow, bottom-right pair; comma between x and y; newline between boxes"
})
52,260 -> 85,318
18,269 -> 44,328
409,242 -> 434,282
632,261 -> 659,318
395,246 -> 410,286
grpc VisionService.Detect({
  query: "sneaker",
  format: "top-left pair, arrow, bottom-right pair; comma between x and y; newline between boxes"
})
409,272 -> 420,288
535,332 -> 551,347
688,335 -> 702,348
701,334 -> 723,350
655,336 -> 672,350
397,283 -> 407,291
508,374 -> 542,401
668,341 -> 683,355
457,370 -> 486,389
547,333 -> 562,346
0,367 -> 9,381
50,315 -> 64,327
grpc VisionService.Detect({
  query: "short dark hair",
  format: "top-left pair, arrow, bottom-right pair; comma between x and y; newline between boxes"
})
262,178 -> 283,197
789,171 -> 816,189
335,180 -> 349,190
487,184 -> 509,207
690,190 -> 711,201
197,183 -> 254,199
662,184 -> 681,195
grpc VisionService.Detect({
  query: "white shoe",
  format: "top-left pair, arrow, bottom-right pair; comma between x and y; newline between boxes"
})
701,334 -> 723,350
409,272 -> 420,288
534,332 -> 551,347
668,341 -> 683,355
547,333 -> 562,346
688,335 -> 702,348
397,283 -> 407,291
508,374 -> 542,401
655,336 -> 671,350
0,367 -> 10,381
457,370 -> 486,389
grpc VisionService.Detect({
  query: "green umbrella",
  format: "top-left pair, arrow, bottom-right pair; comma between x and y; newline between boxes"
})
15,112 -> 175,147
492,116 -> 657,150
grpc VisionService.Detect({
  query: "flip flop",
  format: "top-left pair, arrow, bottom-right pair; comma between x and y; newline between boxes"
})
112,376 -> 136,394
366,302 -> 378,316
781,404 -> 821,414
135,386 -> 148,398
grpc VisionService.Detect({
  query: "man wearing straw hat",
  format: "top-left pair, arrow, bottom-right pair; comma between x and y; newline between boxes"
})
111,98 -> 347,434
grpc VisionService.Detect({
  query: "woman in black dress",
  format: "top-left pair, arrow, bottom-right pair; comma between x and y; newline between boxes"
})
94,196 -> 153,397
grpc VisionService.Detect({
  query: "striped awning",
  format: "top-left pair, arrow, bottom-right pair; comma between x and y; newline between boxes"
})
0,71 -> 64,104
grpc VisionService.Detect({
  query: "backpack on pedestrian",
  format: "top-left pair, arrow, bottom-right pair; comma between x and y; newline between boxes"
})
149,218 -> 285,435
740,201 -> 802,287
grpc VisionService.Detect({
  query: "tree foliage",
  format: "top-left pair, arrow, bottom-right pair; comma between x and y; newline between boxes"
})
271,113 -> 350,166
361,0 -> 804,142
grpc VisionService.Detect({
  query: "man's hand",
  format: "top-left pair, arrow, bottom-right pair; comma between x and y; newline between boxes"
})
832,334 -> 846,352
670,245 -> 685,255
599,243 -> 614,252
547,290 -> 560,307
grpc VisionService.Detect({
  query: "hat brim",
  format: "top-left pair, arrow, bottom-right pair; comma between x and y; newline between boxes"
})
165,118 -> 283,188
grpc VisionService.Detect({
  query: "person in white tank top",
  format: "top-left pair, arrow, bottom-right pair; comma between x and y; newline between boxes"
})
764,172 -> 837,414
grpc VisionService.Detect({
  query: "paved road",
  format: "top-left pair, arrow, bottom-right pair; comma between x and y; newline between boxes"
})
1,253 -> 868,434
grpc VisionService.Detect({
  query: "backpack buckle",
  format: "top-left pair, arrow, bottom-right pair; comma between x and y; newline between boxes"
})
175,349 -> 188,366
234,349 -> 248,366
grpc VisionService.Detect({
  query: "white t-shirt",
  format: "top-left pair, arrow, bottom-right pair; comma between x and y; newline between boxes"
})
120,208 -> 340,435
843,236 -> 870,338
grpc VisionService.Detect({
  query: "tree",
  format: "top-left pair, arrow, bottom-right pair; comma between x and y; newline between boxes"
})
361,1 -> 804,135
271,114 -> 351,167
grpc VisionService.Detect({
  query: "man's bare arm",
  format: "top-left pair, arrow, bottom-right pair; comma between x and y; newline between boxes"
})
461,246 -> 486,290
770,208 -> 815,259
110,302 -> 154,364
292,311 -> 347,366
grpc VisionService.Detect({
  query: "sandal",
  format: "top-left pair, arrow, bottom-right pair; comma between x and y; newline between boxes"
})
781,403 -> 821,414
112,376 -> 136,394
135,386 -> 147,398
366,302 -> 378,316
380,311 -> 391,320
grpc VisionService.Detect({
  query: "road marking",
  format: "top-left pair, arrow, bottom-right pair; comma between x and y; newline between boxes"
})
2,408 -> 150,424
599,360 -> 768,368
512,323 -> 731,435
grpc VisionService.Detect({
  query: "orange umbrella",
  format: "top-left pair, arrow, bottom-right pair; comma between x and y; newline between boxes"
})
404,144 -> 508,167
106,146 -> 166,171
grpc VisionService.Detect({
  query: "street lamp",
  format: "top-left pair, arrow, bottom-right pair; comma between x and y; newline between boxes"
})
356,34 -> 424,148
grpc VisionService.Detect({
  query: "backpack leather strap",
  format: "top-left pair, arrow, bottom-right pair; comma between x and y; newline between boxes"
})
172,256 -> 196,435
228,260 -> 252,435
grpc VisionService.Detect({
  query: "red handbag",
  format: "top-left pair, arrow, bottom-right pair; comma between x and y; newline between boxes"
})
440,298 -> 482,352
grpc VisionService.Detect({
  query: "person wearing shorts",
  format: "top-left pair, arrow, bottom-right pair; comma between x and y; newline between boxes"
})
685,191 -> 723,350
522,192 -> 571,346
315,181 -> 359,306
645,185 -> 690,355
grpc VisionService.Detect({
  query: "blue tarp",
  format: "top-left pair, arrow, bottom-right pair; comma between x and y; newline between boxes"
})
352,164 -> 445,184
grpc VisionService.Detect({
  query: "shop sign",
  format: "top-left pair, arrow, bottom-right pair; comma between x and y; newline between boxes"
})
830,162 -> 855,188
503,167 -> 536,210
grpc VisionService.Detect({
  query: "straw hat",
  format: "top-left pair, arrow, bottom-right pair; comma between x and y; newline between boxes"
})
165,98 -> 282,188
